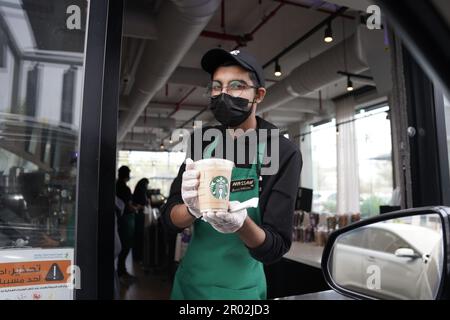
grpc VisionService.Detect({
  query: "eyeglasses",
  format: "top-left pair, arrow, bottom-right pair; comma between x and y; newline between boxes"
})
207,80 -> 258,97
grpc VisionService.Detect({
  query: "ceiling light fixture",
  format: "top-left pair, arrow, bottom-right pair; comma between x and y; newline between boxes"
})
347,76 -> 354,92
324,22 -> 333,43
274,60 -> 282,77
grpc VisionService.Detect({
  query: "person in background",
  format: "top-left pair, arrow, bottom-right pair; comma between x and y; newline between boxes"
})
116,166 -> 137,278
132,178 -> 149,263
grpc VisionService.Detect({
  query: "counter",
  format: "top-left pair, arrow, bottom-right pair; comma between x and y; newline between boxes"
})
265,242 -> 328,298
283,241 -> 324,269
276,290 -> 350,300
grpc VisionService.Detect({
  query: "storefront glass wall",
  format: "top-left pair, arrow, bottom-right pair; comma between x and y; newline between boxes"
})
0,0 -> 87,251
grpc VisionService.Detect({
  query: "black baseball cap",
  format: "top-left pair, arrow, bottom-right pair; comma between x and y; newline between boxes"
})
201,48 -> 265,88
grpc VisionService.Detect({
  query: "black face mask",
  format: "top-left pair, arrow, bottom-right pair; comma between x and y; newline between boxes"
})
209,93 -> 255,127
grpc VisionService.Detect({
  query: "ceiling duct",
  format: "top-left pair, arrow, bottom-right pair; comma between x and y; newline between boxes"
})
118,0 -> 221,142
257,26 -> 389,115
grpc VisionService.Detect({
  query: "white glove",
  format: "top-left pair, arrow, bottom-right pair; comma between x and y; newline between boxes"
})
203,201 -> 248,234
181,158 -> 202,219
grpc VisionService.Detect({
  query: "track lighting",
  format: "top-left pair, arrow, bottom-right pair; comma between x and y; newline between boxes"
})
274,60 -> 282,77
324,22 -> 333,43
347,76 -> 354,92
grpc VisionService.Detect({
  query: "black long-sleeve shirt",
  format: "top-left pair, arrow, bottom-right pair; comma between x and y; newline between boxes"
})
161,117 -> 302,265
116,180 -> 133,215
133,187 -> 149,207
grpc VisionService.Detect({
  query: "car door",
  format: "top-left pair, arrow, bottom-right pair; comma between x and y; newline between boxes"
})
362,228 -> 422,299
332,228 -> 367,291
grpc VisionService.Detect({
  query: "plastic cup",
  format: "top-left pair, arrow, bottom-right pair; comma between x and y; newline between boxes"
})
194,158 -> 234,213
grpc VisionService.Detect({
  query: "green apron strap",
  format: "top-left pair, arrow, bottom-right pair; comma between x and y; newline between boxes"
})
256,142 -> 265,172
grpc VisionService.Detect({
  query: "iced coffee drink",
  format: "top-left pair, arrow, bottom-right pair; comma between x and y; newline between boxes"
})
194,158 -> 234,212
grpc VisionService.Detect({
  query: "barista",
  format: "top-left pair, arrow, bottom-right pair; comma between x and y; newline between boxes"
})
162,48 -> 302,300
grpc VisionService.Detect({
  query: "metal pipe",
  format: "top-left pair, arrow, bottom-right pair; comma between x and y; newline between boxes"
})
200,30 -> 249,42
249,2 -> 285,36
232,2 -> 285,50
221,0 -> 225,30
273,0 -> 354,19
168,86 -> 197,117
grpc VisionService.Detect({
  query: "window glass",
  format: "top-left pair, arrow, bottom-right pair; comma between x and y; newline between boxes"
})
355,106 -> 394,218
0,1 -> 87,250
311,120 -> 337,213
444,95 -> 450,175
117,151 -> 186,198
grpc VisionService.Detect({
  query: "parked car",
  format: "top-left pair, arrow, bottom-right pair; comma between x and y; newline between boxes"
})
330,221 -> 443,299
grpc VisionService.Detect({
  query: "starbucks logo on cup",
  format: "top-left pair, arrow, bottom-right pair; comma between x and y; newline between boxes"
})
210,176 -> 229,199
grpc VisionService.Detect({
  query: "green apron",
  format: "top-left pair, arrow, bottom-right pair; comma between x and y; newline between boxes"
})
171,139 -> 267,300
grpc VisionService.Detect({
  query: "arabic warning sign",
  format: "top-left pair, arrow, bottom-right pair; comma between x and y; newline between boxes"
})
0,249 -> 74,300
0,260 -> 71,288
45,263 -> 65,281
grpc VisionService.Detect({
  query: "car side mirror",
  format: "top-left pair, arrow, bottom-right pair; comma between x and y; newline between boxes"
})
321,207 -> 450,300
394,248 -> 420,259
